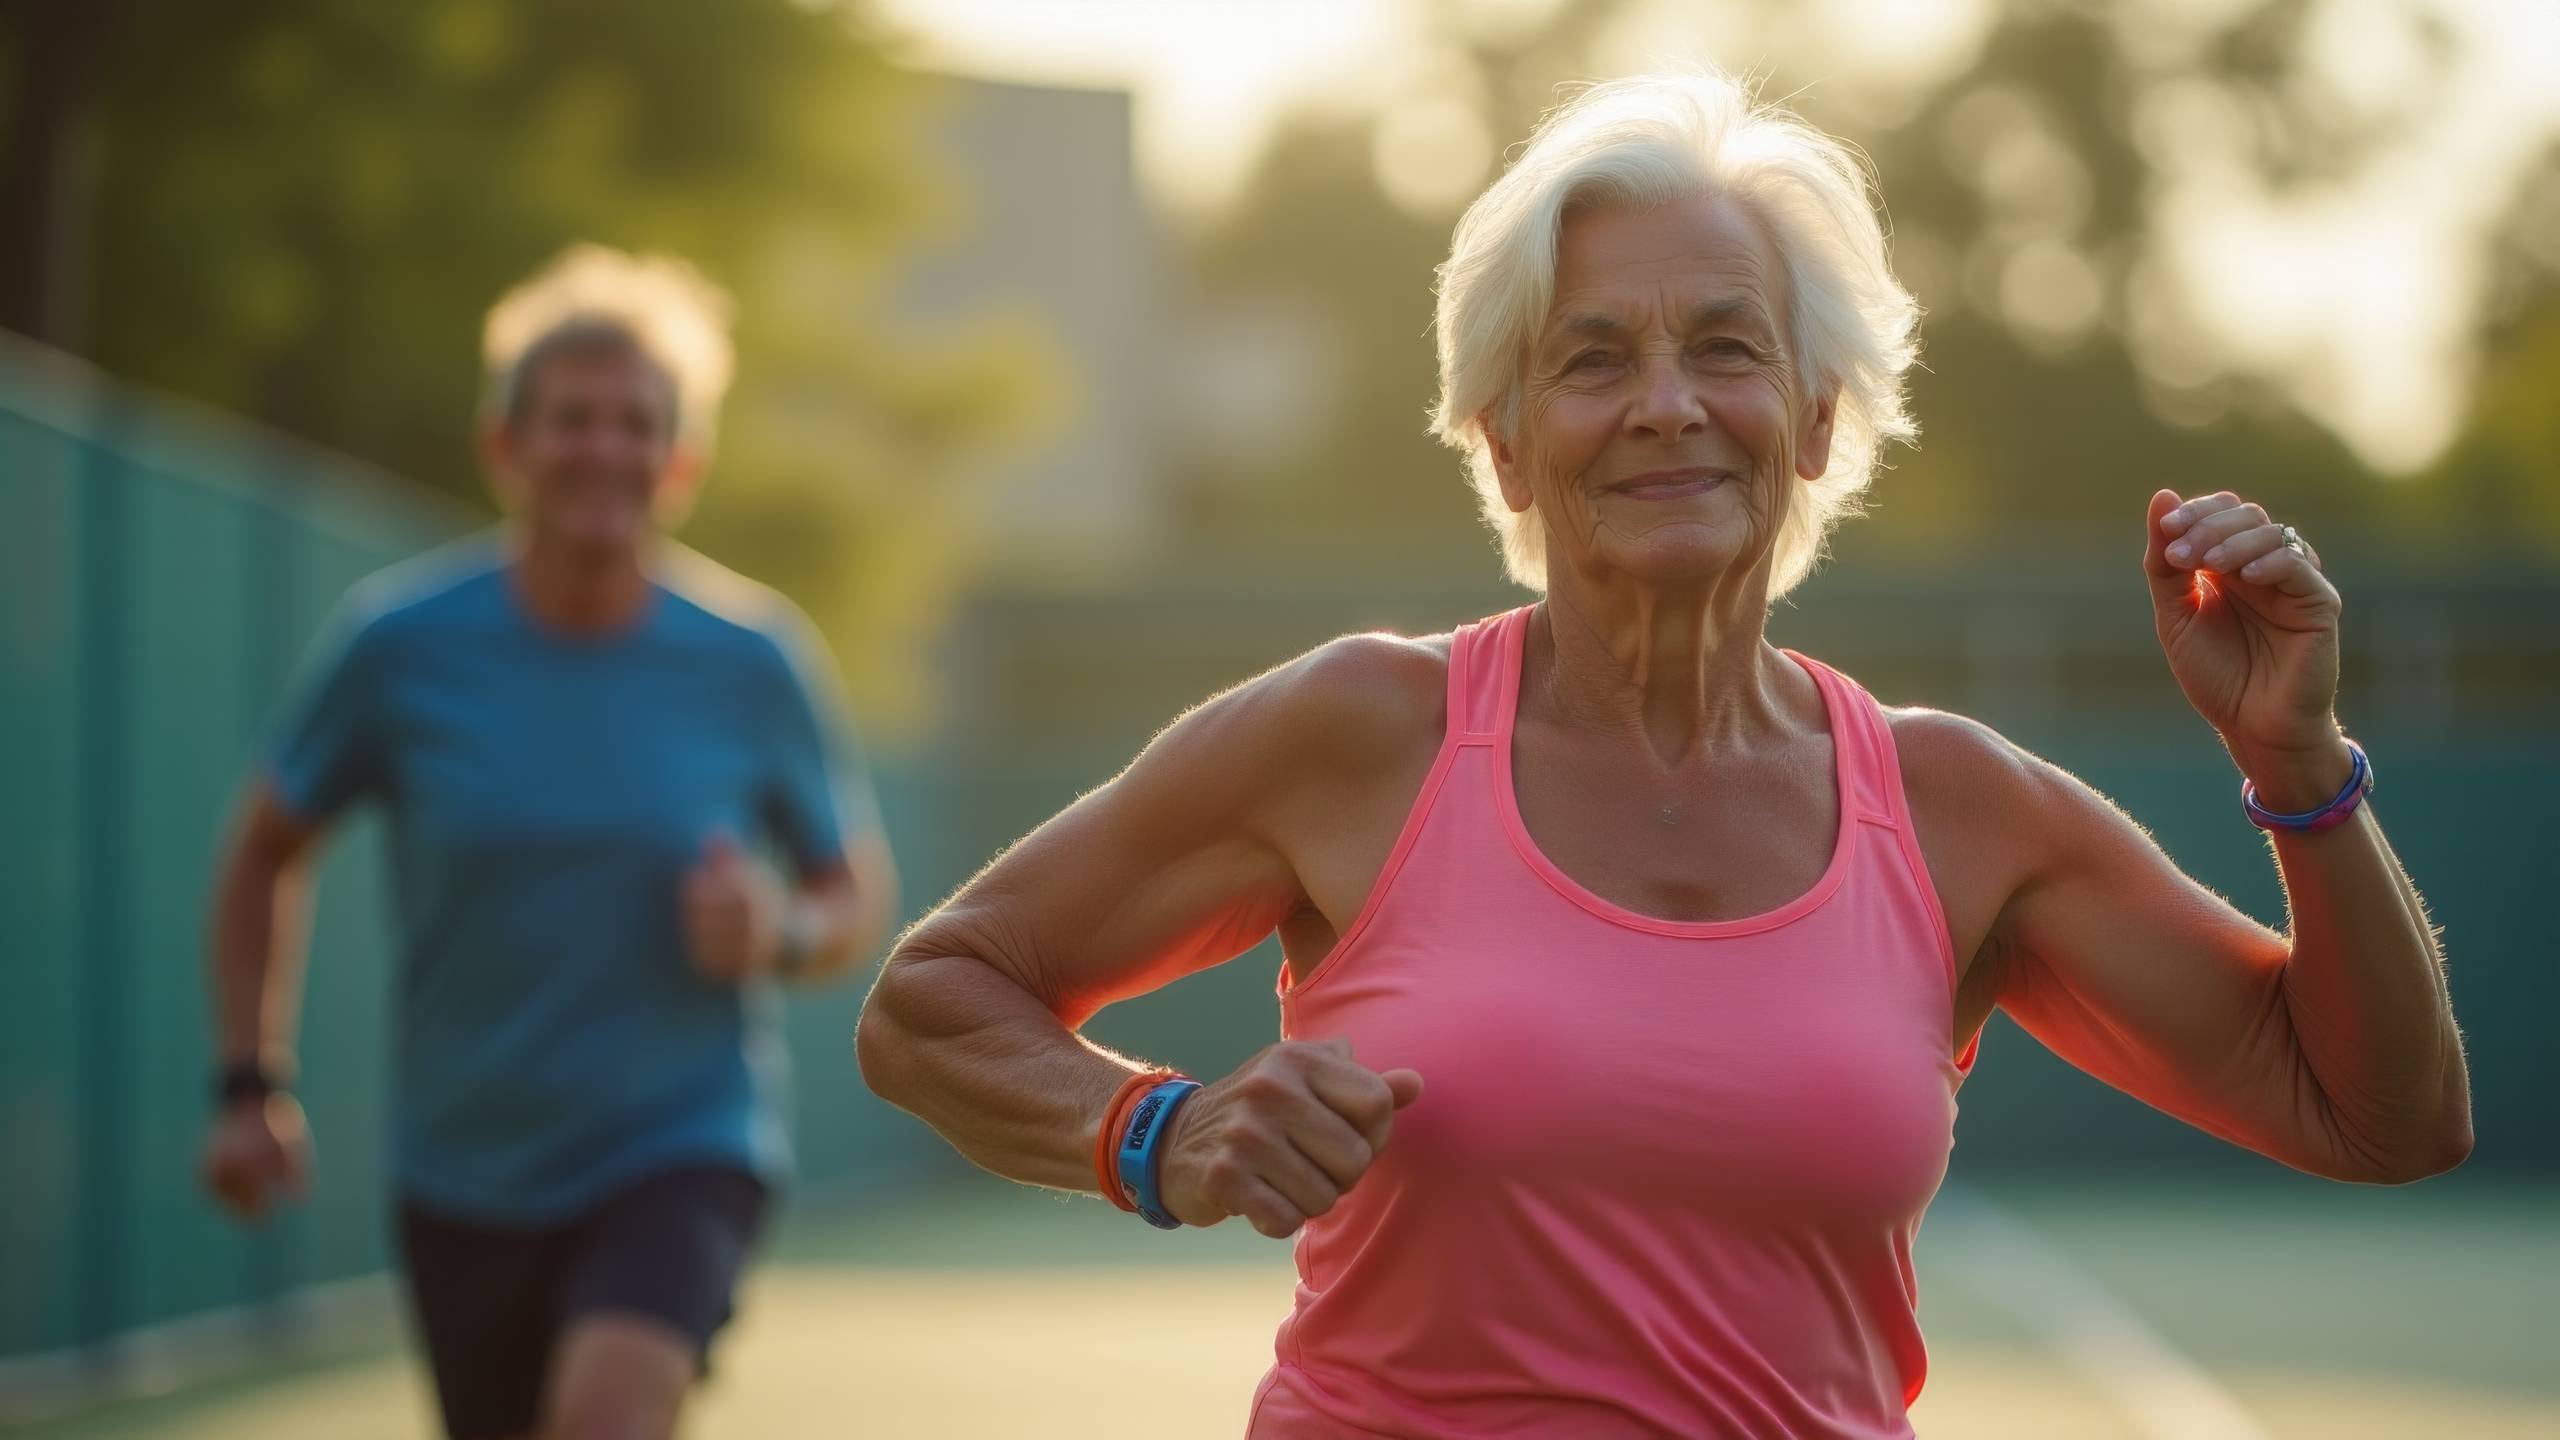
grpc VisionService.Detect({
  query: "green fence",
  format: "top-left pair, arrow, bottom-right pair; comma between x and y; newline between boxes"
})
1,338 -> 465,1363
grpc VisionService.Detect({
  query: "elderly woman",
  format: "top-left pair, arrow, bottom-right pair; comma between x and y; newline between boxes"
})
200,247 -> 899,1440
856,73 -> 2471,1437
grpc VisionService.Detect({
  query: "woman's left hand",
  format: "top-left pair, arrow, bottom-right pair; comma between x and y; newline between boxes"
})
2144,489 -> 2346,797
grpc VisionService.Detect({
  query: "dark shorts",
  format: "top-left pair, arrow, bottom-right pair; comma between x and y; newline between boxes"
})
396,1165 -> 769,1440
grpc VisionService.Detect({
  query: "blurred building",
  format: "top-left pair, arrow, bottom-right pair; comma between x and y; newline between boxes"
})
897,76 -> 1172,580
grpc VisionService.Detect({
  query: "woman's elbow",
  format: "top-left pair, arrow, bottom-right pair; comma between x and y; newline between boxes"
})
2389,1117 -> 2477,1183
854,938 -> 1008,1106
2328,1114 -> 2475,1185
2370,1055 -> 2478,1182
854,952 -> 926,1108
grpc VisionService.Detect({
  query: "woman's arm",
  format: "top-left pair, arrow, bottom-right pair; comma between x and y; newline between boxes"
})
856,636 -> 1435,1234
1909,490 -> 2471,1184
1913,718 -> 2469,1183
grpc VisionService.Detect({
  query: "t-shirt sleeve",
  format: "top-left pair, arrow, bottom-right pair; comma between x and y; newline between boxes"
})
267,600 -> 392,822
758,616 -> 880,875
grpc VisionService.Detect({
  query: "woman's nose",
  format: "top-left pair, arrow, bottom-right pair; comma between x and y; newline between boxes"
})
1624,355 -> 1707,443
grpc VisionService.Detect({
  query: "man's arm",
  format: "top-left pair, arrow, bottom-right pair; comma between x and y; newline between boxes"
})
200,780 -> 328,1220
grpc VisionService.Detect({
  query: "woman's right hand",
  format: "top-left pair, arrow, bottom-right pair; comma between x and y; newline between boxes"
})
200,1094 -> 313,1222
1157,1039 -> 1423,1237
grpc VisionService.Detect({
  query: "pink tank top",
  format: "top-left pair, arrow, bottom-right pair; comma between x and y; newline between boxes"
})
1251,605 -> 1979,1438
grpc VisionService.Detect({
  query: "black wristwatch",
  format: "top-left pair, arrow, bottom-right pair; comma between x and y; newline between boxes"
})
214,1059 -> 289,1109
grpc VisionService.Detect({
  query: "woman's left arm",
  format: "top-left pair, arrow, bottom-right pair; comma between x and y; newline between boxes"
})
1934,490 -> 2471,1184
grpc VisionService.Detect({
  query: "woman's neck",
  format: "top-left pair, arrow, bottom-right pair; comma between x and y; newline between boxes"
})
1530,572 -> 1788,765
508,531 -> 655,636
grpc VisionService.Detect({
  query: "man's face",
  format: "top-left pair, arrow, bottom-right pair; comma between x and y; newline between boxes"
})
492,344 -> 685,555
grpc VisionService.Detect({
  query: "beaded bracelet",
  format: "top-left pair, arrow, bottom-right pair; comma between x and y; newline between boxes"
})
2242,740 -> 2373,832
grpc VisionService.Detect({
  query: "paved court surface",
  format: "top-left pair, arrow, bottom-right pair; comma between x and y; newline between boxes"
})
17,1174 -> 2556,1438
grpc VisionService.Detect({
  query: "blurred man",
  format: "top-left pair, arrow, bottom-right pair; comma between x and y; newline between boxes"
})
199,246 -> 899,1440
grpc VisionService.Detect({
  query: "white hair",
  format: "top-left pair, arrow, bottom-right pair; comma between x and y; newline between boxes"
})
482,244 -> 736,450
1431,71 -> 1920,599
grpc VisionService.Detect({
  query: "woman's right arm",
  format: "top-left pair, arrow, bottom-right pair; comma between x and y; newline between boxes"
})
199,780 -> 328,1219
857,637 -> 1430,1236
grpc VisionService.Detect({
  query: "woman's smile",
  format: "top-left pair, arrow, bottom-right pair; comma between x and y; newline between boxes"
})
1607,466 -> 1733,501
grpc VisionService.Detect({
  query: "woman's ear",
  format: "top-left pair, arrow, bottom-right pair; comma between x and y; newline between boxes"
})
1483,411 -> 1534,514
1794,383 -> 1838,482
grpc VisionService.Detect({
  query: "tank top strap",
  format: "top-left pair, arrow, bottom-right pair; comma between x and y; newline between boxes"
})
1448,605 -> 1531,745
1789,652 -> 1900,827
1794,650 -> 1972,1059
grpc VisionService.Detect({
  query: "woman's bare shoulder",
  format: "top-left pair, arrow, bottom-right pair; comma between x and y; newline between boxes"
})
1127,630 -> 1450,781
1115,630 -> 1451,855
1884,705 -> 2124,875
1885,707 -> 2036,799
1251,630 -> 1451,774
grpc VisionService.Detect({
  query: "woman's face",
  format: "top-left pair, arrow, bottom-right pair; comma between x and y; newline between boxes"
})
1496,192 -> 1833,591
489,345 -> 692,557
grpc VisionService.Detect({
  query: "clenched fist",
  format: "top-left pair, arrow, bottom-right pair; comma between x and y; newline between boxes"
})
683,830 -> 785,982
200,1093 -> 312,1222
1157,1038 -> 1424,1238
2144,489 -> 2351,807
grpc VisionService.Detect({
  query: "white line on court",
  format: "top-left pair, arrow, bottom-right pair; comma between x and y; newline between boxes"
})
1929,1182 -> 2271,1440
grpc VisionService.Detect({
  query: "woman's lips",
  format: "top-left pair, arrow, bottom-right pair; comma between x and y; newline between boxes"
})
1611,470 -> 1730,500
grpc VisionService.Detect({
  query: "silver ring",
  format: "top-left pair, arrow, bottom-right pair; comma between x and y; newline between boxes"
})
2281,524 -> 2306,556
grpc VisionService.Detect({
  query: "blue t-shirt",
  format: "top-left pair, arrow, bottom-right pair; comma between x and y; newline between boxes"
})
269,538 -> 874,1224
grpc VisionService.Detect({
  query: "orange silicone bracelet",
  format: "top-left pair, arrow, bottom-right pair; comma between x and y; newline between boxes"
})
1093,1069 -> 1175,1211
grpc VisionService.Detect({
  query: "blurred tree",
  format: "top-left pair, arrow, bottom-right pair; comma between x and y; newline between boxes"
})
0,0 -> 1059,735
1172,0 -> 2559,581
0,0 -> 119,349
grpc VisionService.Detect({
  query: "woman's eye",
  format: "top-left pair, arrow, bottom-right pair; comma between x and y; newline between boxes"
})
1568,351 -> 1619,372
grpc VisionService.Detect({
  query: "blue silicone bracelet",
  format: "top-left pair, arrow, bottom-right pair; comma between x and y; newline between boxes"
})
2242,740 -> 2373,831
1115,1078 -> 1201,1229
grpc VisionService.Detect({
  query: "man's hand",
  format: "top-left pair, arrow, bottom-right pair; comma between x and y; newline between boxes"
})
683,830 -> 787,982
200,1093 -> 313,1222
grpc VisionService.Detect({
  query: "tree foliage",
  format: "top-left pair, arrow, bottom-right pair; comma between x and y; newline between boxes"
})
1,0 -> 1058,733
1173,0 -> 2560,579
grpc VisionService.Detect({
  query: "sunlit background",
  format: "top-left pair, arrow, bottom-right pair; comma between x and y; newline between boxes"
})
4,0 -> 2555,1435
